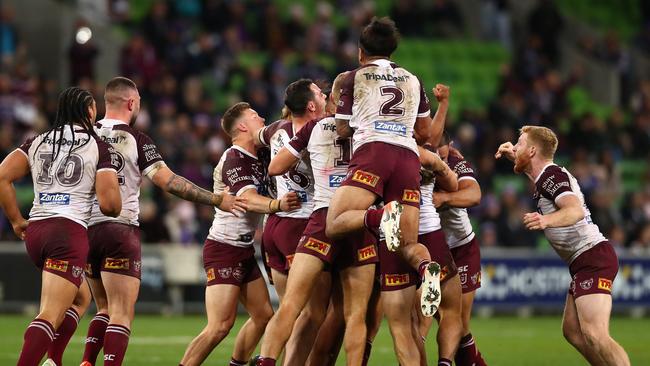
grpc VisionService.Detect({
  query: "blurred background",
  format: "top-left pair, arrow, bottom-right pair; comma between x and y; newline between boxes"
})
0,0 -> 649,314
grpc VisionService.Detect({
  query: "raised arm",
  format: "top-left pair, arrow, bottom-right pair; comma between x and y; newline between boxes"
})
0,151 -> 30,239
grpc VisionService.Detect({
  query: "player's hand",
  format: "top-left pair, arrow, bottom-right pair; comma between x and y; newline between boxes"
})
523,212 -> 548,230
432,191 -> 450,209
218,187 -> 248,215
12,218 -> 28,240
280,192 -> 301,212
495,142 -> 515,161
448,142 -> 464,160
433,84 -> 450,103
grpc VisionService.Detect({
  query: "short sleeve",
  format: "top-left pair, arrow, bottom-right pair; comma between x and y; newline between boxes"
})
259,120 -> 286,147
448,155 -> 477,182
222,151 -> 258,196
96,140 -> 120,172
17,135 -> 37,157
536,166 -> 574,203
417,79 -> 431,118
287,119 -> 318,158
136,132 -> 164,175
335,71 -> 356,120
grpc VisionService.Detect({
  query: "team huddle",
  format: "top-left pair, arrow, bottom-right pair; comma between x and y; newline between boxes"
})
0,16 -> 630,366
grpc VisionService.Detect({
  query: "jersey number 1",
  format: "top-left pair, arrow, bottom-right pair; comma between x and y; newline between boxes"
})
36,152 -> 85,187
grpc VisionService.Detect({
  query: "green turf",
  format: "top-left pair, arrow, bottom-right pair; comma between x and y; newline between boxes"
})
0,315 -> 647,365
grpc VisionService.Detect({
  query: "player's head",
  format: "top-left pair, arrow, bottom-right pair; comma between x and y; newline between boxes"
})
221,102 -> 265,138
284,78 -> 327,119
514,125 -> 558,173
436,131 -> 453,162
104,76 -> 140,126
359,17 -> 400,63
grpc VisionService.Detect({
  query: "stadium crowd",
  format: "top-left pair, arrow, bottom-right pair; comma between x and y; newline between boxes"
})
0,0 -> 649,255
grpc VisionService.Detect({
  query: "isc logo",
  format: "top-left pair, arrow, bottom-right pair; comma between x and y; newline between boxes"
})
329,174 -> 345,187
374,121 -> 407,136
39,193 -> 70,205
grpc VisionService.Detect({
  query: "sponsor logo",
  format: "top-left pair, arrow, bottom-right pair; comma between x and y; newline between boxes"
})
134,260 -> 142,272
351,170 -> 380,188
440,266 -> 449,281
362,73 -> 410,82
374,121 -> 407,136
45,258 -> 68,272
303,237 -> 331,256
218,268 -> 232,279
471,272 -> 481,285
357,245 -> 377,261
286,254 -> 295,268
72,266 -> 83,278
457,265 -> 468,273
38,193 -> 70,205
84,263 -> 93,276
460,273 -> 467,285
206,268 -> 215,282
329,174 -> 346,187
384,273 -> 410,287
402,189 -> 420,203
598,278 -> 612,292
295,190 -> 308,202
580,278 -> 593,290
232,266 -> 245,281
104,258 -> 129,270
85,336 -> 99,344
105,354 -> 116,361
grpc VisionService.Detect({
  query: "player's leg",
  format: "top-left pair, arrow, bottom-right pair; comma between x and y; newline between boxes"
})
180,284 -> 240,366
18,271 -> 77,366
46,279 -> 92,365
362,282 -> 383,366
100,272 -> 139,365
339,263 -> 375,365
82,276 -> 110,365
561,293 -> 600,364
306,276 -> 345,366
382,286 -> 420,366
284,271 -> 331,366
455,290 -> 487,366
575,294 -> 630,366
435,274 -> 463,364
325,186 -> 378,239
260,253 -> 326,362
410,307 -> 428,366
230,277 -> 274,365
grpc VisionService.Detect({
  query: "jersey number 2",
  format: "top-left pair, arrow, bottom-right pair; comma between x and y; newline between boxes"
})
380,86 -> 405,116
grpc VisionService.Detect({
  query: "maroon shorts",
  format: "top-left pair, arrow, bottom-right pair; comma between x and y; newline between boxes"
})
25,217 -> 88,287
295,208 -> 379,270
379,230 -> 457,292
262,214 -> 308,274
203,239 -> 262,287
87,222 -> 141,279
450,238 -> 482,293
341,142 -> 421,208
569,241 -> 618,299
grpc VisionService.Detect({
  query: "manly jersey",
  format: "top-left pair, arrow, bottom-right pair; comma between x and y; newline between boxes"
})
534,164 -> 607,264
335,58 -> 430,155
439,155 -> 477,248
89,119 -> 165,227
258,119 -> 315,219
419,180 -> 442,235
208,145 -> 268,247
17,125 -> 119,228
286,116 -> 350,211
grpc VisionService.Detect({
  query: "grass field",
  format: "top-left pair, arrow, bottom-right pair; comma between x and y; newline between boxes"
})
0,315 -> 647,365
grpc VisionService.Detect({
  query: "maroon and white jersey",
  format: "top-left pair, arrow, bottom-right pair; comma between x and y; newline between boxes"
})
419,179 -> 442,235
286,116 -> 351,211
335,58 -> 430,155
258,119 -> 314,219
207,145 -> 268,247
534,163 -> 606,264
89,119 -> 165,226
439,155 -> 476,249
17,125 -> 119,228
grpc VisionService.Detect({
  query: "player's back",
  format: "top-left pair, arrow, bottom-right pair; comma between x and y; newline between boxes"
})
20,125 -> 112,227
337,59 -> 429,155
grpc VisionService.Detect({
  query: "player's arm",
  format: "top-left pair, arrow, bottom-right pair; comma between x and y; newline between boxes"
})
0,150 -> 30,239
95,170 -> 122,217
335,119 -> 354,138
268,147 -> 299,176
418,146 -> 458,192
433,178 -> 481,209
428,84 -> 449,147
240,189 -> 301,214
149,164 -> 246,213
523,194 -> 584,230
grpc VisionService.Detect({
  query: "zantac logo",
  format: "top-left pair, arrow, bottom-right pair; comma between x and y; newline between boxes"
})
39,193 -> 70,205
104,258 -> 129,270
329,174 -> 345,187
303,237 -> 331,256
351,170 -> 380,188
357,245 -> 377,261
374,121 -> 407,136
384,273 -> 410,286
45,258 -> 69,272
598,278 -> 612,292
402,189 -> 420,203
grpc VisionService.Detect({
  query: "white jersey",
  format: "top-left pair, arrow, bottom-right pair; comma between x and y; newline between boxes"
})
17,125 -> 119,228
285,116 -> 350,211
534,163 -> 607,264
207,145 -> 269,247
419,180 -> 442,235
335,58 -> 431,155
258,119 -> 315,219
89,119 -> 165,226
439,155 -> 477,248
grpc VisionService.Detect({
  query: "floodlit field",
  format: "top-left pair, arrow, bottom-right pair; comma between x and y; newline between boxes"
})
0,314 -> 647,365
